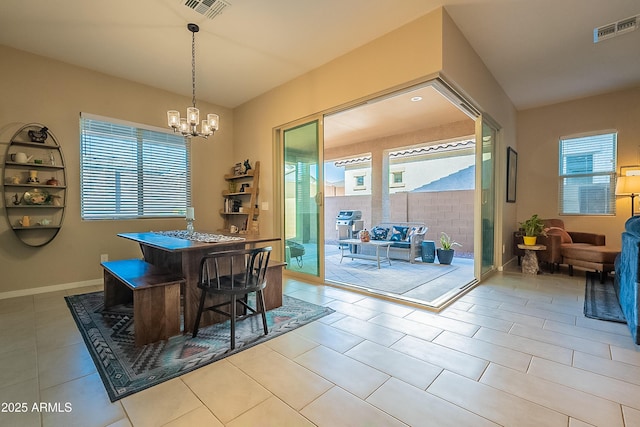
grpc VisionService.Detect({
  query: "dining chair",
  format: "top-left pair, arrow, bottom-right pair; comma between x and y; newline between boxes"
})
192,246 -> 272,349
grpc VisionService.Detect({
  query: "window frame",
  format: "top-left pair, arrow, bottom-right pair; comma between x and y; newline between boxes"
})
558,130 -> 616,216
80,113 -> 191,220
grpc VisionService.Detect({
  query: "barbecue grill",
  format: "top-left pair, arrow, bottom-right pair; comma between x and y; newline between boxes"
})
336,210 -> 363,242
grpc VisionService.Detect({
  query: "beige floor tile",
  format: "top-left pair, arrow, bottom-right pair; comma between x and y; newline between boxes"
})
163,406 -> 222,427
285,289 -> 335,306
474,327 -> 573,365
429,370 -> 568,427
459,294 -> 502,308
367,377 -> 498,427
317,311 -> 346,324
181,359 -> 272,423
106,419 -> 133,427
498,302 -> 576,324
331,315 -> 404,346
528,356 -> 640,410
33,292 -> 68,313
293,321 -> 363,353
573,351 -> 640,385
0,378 -> 41,427
301,386 -> 408,427
544,319 -> 635,349
294,345 -> 389,399
0,321 -> 37,357
228,396 -> 314,427
439,307 -> 514,332
265,330 -> 319,358
391,335 -> 488,380
466,287 -> 530,305
480,363 -> 624,427
448,299 -> 474,311
469,303 -> 546,328
526,299 -> 584,317
434,331 -> 531,372
0,295 -> 34,316
323,286 -> 367,303
623,405 -> 640,426
38,342 -> 96,389
0,347 -> 37,388
325,300 -> 378,320
568,418 -> 595,427
369,312 -> 443,341
405,310 -> 480,336
35,316 -> 83,352
611,345 -> 640,367
575,316 -> 630,336
354,296 -> 415,317
346,340 -> 442,389
230,346 -> 333,410
121,379 -> 203,427
510,323 -> 611,358
40,372 -> 125,427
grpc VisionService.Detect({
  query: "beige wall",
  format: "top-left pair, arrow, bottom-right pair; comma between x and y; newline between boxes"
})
0,45 -> 232,295
517,86 -> 640,248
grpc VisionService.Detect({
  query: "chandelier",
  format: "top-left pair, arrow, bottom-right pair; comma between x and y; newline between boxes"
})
167,23 -> 219,139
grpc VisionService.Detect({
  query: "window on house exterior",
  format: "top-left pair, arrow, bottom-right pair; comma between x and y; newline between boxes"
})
80,113 -> 191,220
558,131 -> 616,215
354,174 -> 366,190
390,170 -> 405,188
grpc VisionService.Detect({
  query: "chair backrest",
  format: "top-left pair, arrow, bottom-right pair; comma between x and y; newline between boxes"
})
543,218 -> 565,229
199,246 -> 272,291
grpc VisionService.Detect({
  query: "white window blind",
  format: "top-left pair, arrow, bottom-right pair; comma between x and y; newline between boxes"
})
80,114 -> 191,220
558,131 -> 616,215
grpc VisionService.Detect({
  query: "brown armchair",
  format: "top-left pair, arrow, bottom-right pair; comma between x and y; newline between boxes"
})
513,218 -> 605,273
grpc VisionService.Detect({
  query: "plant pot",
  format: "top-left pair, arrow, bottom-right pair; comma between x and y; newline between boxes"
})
436,248 -> 454,265
523,236 -> 537,246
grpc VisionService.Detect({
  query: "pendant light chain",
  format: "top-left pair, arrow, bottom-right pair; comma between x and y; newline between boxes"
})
191,28 -> 197,108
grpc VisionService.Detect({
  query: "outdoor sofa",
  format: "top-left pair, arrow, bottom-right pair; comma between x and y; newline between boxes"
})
360,222 -> 427,263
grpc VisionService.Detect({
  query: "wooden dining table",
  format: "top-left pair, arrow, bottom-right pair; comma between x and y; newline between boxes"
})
118,231 -> 281,333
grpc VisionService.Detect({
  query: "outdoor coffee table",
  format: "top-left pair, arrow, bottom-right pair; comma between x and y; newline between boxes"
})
339,238 -> 392,269
517,244 -> 546,275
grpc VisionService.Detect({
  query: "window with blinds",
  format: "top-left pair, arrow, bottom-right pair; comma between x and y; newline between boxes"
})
558,131 -> 616,215
80,113 -> 191,220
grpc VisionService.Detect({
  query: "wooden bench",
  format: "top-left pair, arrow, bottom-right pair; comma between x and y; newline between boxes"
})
101,259 -> 185,346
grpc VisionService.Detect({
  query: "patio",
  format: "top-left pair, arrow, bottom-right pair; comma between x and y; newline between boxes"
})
287,242 -> 476,308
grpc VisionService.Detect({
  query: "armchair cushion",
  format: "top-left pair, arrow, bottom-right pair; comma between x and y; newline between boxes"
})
370,226 -> 389,240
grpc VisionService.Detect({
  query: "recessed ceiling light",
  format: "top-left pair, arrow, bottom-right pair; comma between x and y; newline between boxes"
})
410,96 -> 423,102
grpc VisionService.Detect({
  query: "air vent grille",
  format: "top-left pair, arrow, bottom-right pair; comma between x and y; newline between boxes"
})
181,0 -> 230,20
594,14 -> 638,43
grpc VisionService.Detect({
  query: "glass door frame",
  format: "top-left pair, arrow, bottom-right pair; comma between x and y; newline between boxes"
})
274,115 -> 326,284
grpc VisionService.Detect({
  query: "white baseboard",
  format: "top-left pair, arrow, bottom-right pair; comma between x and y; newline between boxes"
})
0,278 -> 103,300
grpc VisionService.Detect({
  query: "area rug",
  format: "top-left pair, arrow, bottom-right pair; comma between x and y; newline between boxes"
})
65,292 -> 333,401
584,272 -> 626,323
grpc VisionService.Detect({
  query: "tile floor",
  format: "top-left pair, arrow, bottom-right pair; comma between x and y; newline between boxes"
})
1,266 -> 640,426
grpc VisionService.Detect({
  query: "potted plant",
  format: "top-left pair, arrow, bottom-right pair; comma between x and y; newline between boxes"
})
520,214 -> 546,245
436,232 -> 461,265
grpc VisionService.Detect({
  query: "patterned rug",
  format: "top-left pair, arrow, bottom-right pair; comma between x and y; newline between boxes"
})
584,272 -> 626,323
65,292 -> 333,401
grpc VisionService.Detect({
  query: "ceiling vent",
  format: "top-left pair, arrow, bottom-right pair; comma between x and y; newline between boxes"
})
594,14 -> 639,43
180,0 -> 230,20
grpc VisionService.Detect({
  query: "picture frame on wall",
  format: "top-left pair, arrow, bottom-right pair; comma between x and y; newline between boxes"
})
506,146 -> 517,203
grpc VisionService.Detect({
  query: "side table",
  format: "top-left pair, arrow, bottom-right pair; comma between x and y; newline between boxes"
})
517,244 -> 547,275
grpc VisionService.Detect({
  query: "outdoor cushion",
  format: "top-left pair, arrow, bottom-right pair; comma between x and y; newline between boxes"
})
405,227 -> 420,241
390,226 -> 409,241
371,226 -> 389,240
391,242 -> 411,249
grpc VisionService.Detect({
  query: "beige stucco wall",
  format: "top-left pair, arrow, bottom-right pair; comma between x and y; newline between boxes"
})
517,86 -> 640,248
0,45 -> 232,295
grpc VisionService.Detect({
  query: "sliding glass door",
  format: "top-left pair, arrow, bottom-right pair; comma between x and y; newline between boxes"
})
281,119 -> 323,278
476,117 -> 497,278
